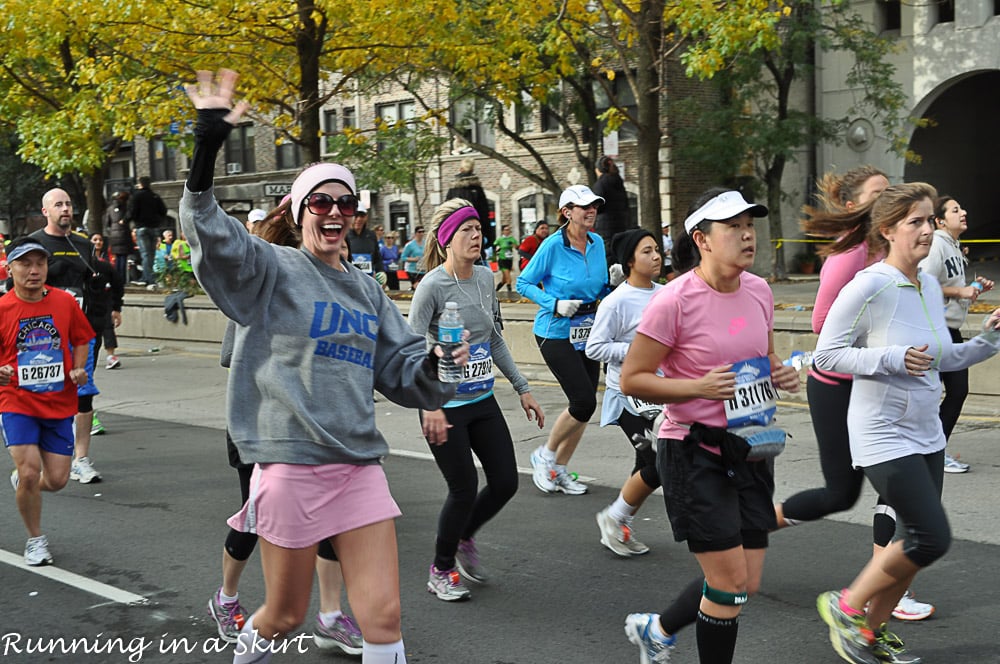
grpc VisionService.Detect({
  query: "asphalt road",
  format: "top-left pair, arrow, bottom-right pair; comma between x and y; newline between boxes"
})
2,340 -> 999,663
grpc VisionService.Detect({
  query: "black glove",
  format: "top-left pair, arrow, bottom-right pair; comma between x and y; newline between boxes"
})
186,108 -> 235,192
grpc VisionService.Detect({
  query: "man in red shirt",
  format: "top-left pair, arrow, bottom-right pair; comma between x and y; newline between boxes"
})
1,238 -> 94,566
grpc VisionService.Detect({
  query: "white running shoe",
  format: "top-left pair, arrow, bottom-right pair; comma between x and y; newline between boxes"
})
70,457 -> 102,484
24,535 -> 53,566
427,565 -> 471,601
622,516 -> 650,555
553,468 -> 587,495
596,507 -> 633,557
625,613 -> 675,664
943,453 -> 970,473
105,355 -> 121,370
529,447 -> 557,493
891,590 -> 934,621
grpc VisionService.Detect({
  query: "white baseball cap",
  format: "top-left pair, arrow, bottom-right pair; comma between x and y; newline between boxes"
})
559,184 -> 605,209
683,190 -> 767,235
247,209 -> 266,223
356,201 -> 368,215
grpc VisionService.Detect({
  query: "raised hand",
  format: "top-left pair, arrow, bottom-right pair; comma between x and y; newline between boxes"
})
185,69 -> 249,125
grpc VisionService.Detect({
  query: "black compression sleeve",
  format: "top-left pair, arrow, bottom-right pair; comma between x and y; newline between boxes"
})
186,108 -> 234,192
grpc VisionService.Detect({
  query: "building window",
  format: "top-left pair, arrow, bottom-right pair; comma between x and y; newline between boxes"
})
515,92 -> 538,134
594,73 -> 638,141
451,96 -> 495,149
149,137 -> 176,182
224,124 -> 256,174
276,141 -> 303,170
936,0 -> 955,24
376,101 -> 417,152
877,0 -> 901,32
377,100 -> 416,126
540,105 -> 561,133
516,191 -> 558,239
343,107 -> 356,129
323,109 -> 338,154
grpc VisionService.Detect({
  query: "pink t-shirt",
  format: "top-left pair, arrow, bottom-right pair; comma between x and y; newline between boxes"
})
637,269 -> 774,441
812,242 -> 870,334
810,242 -> 879,382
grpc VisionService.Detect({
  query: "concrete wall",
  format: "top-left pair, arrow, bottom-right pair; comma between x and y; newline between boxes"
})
117,295 -> 1000,397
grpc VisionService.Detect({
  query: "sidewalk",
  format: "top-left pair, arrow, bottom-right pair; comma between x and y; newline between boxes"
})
116,259 -> 1000,408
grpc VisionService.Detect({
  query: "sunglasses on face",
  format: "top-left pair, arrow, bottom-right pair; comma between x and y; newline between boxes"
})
304,192 -> 359,218
568,202 -> 600,211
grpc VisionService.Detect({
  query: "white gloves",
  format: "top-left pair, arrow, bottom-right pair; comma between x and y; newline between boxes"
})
555,299 -> 583,317
609,263 -> 625,287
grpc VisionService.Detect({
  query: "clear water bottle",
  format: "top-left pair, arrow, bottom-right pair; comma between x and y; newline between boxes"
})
783,350 -> 813,371
437,301 -> 464,383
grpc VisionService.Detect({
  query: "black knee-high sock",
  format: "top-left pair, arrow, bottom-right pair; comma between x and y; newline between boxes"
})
496,282 -> 503,292
660,576 -> 704,635
696,610 -> 739,664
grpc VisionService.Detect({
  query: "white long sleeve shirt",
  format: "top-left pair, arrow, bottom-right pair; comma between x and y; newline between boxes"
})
814,261 -> 999,467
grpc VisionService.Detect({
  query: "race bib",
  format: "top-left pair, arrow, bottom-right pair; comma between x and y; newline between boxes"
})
624,395 -> 662,419
569,312 -> 595,350
724,356 -> 777,428
17,349 -> 65,393
456,342 -> 494,395
352,253 -> 374,275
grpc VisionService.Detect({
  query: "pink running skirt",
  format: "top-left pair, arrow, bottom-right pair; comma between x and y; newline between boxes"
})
228,462 -> 401,549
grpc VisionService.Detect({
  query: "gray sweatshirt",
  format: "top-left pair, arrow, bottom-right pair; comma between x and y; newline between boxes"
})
408,265 -> 529,404
180,187 -> 454,465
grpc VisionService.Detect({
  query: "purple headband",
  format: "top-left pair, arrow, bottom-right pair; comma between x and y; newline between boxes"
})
436,206 -> 479,247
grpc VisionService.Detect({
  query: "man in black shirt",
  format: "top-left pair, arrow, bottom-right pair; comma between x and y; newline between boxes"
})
126,176 -> 167,286
30,188 -> 123,484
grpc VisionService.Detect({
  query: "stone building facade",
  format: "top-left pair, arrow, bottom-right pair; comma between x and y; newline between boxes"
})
132,59 -> 722,251
816,0 -> 1000,258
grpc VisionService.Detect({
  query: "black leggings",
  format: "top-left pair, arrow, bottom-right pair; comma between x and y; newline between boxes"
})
536,335 -> 599,422
783,373 -> 894,543
224,432 -> 336,562
939,327 -> 968,440
780,373 -> 865,521
617,409 -> 660,489
424,396 -> 518,571
864,451 -> 949,568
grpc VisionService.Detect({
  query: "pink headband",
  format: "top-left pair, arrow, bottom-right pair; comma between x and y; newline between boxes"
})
290,163 -> 356,226
436,206 -> 479,247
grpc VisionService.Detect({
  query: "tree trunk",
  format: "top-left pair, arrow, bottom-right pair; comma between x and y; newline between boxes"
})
636,0 -> 665,235
84,172 -> 108,235
296,0 -> 324,164
766,159 -> 787,280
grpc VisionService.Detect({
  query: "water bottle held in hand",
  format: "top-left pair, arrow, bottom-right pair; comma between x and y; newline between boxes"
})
437,301 -> 464,383
783,350 -> 813,372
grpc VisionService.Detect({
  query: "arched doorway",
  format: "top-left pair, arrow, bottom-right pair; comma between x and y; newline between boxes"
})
905,71 -> 1000,259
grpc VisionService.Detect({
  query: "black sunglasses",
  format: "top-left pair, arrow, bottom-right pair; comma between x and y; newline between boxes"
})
304,192 -> 359,218
568,202 -> 600,211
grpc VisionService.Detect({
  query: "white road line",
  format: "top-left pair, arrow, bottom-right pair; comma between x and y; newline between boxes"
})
0,549 -> 148,605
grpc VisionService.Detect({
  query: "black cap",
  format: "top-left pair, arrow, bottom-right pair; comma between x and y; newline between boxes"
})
611,228 -> 657,276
